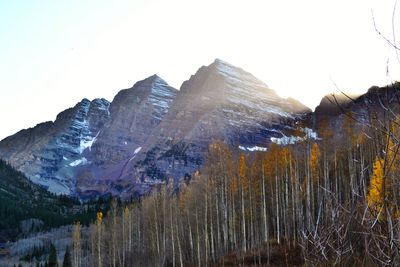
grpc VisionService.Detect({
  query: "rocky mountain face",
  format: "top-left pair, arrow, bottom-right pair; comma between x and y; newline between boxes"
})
120,59 -> 311,194
313,82 -> 400,130
0,98 -> 110,194
75,75 -> 178,197
0,59 -> 310,198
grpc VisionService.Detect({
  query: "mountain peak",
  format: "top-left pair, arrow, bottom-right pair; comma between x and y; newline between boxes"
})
139,74 -> 168,86
207,58 -> 270,89
115,74 -> 175,100
212,58 -> 233,66
211,58 -> 240,73
0,59 -> 309,197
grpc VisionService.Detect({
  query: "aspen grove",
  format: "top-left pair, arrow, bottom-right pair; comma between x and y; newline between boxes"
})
69,98 -> 400,266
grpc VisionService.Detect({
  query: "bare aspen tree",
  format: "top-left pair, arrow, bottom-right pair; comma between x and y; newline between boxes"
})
72,221 -> 81,267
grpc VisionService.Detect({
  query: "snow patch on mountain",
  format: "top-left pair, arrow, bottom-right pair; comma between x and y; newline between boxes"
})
78,131 -> 100,153
69,157 -> 88,167
134,147 -> 142,154
128,147 -> 142,162
271,128 -> 319,145
239,146 -> 268,152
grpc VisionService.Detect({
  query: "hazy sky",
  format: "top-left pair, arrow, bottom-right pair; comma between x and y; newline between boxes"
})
0,0 -> 399,140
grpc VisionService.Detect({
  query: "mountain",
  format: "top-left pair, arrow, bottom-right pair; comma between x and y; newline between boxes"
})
75,75 -> 178,197
0,98 -> 111,195
0,59 -> 310,198
313,82 -> 400,130
314,93 -> 354,118
119,59 -> 311,194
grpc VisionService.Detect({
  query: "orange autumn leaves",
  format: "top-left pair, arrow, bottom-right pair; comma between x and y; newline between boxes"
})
311,143 -> 320,182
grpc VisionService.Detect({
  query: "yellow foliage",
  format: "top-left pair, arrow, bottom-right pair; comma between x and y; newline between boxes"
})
73,221 -> 81,244
239,154 -> 246,179
310,143 -> 320,182
124,206 -> 129,216
238,153 -> 250,193
367,158 -> 384,214
96,211 -> 103,224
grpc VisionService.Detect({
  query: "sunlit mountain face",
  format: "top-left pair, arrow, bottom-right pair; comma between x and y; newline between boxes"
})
0,59 -> 310,198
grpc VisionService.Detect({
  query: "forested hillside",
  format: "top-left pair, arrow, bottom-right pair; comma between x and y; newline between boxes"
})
65,84 -> 400,266
0,160 -> 108,241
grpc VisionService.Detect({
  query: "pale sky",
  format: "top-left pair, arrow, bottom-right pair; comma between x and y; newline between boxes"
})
0,0 -> 399,141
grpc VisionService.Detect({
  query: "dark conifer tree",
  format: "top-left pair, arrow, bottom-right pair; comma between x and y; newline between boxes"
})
62,246 -> 72,267
48,244 -> 57,267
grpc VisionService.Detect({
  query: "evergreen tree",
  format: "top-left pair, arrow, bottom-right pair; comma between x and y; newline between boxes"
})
48,244 -> 57,267
62,246 -> 72,267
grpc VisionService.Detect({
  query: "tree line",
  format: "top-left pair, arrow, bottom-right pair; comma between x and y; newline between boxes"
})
69,97 -> 400,266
